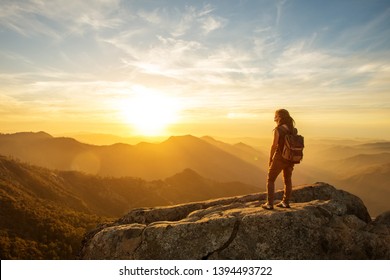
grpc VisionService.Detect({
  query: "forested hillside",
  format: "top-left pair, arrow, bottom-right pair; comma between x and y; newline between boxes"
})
0,155 -> 259,259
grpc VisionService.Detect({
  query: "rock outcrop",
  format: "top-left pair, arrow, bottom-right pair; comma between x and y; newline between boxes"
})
79,183 -> 390,259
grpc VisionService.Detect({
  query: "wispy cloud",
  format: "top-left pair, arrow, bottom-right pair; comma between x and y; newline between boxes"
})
275,0 -> 287,26
327,7 -> 390,54
0,0 -> 389,137
137,8 -> 163,25
200,15 -> 226,34
0,0 -> 122,39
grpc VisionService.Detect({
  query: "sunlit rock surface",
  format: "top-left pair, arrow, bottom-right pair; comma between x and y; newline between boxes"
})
80,183 -> 390,260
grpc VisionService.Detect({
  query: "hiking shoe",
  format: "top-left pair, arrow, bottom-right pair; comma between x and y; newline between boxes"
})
276,201 -> 290,208
261,203 -> 274,210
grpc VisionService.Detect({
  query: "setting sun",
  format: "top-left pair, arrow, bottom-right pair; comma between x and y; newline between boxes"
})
120,86 -> 180,136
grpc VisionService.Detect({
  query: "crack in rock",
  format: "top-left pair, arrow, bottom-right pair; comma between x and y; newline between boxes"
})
202,218 -> 241,260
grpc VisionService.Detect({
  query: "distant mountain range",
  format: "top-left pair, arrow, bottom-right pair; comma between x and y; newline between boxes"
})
1,131 -> 389,259
303,140 -> 390,217
341,162 -> 390,215
1,132 -> 389,216
0,132 -> 266,186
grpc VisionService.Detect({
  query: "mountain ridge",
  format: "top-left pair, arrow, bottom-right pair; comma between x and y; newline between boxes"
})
1,131 -> 390,216
0,131 -> 265,185
1,148 -> 389,259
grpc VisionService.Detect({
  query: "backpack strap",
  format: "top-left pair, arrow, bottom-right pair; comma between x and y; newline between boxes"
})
279,125 -> 298,135
278,124 -> 290,134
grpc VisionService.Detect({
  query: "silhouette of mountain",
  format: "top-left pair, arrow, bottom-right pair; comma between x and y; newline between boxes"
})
163,168 -> 259,203
299,140 -> 390,216
201,136 -> 267,169
306,140 -> 390,163
0,132 -> 265,185
65,132 -> 164,146
327,153 -> 390,176
158,135 -> 264,185
340,163 -> 390,217
358,141 -> 390,150
1,131 -> 389,217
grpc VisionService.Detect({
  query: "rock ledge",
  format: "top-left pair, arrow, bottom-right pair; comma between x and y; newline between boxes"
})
80,183 -> 390,259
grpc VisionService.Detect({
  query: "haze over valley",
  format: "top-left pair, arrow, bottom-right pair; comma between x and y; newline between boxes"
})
1,131 -> 389,259
1,131 -> 388,216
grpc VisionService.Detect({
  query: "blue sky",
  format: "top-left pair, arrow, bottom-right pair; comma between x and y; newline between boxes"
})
0,0 -> 389,138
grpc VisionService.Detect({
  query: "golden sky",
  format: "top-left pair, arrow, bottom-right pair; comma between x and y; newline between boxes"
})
0,0 -> 389,140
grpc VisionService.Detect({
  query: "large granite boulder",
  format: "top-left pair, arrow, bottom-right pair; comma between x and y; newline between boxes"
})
79,183 -> 390,259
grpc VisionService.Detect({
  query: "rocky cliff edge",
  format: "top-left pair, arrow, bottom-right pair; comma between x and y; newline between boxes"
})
80,182 -> 390,259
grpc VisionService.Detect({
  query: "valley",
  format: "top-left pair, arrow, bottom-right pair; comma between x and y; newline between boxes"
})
0,131 -> 389,259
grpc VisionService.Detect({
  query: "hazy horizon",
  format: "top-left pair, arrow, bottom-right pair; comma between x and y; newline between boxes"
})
0,0 -> 389,140
1,129 -> 389,218
1,129 -> 390,147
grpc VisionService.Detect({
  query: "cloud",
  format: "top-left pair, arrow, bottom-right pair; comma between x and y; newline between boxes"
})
0,1 -> 62,39
0,71 -> 129,125
0,93 -> 40,122
0,0 -> 389,135
0,50 -> 35,69
197,3 -> 215,17
168,6 -> 196,37
137,8 -> 163,24
129,39 -> 258,87
0,0 -> 122,38
200,15 -> 226,34
197,4 -> 227,35
275,0 -> 287,26
135,4 -> 227,37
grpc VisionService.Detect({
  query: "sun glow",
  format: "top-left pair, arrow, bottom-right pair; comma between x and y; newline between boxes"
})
120,86 -> 180,136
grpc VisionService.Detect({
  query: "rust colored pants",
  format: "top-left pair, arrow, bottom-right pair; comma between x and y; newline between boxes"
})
266,157 -> 294,205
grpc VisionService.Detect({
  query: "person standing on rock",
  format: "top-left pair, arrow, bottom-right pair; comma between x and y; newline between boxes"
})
262,109 -> 296,210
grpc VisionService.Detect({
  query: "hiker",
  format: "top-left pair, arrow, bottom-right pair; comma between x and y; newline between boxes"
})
262,109 -> 297,210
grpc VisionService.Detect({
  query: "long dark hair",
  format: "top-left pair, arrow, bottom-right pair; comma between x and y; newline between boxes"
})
276,109 -> 295,132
